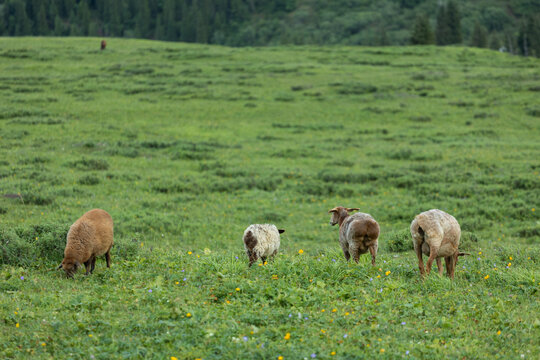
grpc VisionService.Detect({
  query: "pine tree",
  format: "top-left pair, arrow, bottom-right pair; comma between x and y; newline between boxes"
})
54,14 -> 64,36
180,0 -> 195,42
446,0 -> 461,44
195,0 -> 210,43
411,13 -> 434,45
135,0 -> 151,38
34,2 -> 50,35
435,4 -> 449,45
470,22 -> 487,48
518,16 -> 540,57
77,0 -> 91,36
154,14 -> 165,40
108,0 -> 122,36
12,0 -> 32,35
163,0 -> 177,41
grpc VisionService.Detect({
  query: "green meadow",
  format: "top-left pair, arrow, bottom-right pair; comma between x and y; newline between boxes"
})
0,37 -> 539,359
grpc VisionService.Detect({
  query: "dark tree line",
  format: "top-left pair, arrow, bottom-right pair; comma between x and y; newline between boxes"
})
0,0 -> 539,56
409,1 -> 540,57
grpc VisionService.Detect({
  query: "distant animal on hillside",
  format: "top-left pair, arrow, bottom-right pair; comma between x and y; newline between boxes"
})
410,209 -> 469,279
101,40 -> 107,50
329,206 -> 379,265
57,209 -> 114,278
243,224 -> 284,267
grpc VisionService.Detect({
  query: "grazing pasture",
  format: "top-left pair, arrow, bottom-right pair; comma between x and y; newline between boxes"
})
0,38 -> 539,359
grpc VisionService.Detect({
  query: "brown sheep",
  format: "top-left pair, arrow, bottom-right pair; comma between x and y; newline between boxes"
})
57,209 -> 113,278
329,206 -> 380,265
410,209 -> 469,279
101,40 -> 107,50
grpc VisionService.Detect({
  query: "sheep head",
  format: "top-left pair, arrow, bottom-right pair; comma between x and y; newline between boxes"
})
57,259 -> 81,278
328,206 -> 359,226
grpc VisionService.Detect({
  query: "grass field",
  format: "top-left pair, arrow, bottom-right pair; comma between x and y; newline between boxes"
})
0,37 -> 539,359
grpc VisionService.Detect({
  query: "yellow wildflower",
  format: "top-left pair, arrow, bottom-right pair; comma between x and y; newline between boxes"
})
278,356 -> 284,360
385,271 -> 391,276
497,330 -> 501,335
298,249 -> 304,254
171,357 -> 178,360
188,251 -> 192,255
235,288 -> 240,291
380,349 -> 385,353
332,308 -> 337,313
16,323 -> 19,328
284,333 -> 291,340
484,275 -> 489,280
186,313 -> 192,317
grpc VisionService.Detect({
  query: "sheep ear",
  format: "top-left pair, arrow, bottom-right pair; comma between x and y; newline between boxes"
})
346,208 -> 360,212
328,207 -> 339,213
278,229 -> 285,234
57,263 -> 63,270
457,252 -> 470,256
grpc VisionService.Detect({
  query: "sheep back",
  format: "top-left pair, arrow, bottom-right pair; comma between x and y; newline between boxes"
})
64,209 -> 114,264
243,224 -> 281,260
410,209 -> 460,258
340,213 -> 379,253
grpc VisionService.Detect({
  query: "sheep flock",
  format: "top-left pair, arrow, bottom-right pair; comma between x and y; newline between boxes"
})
54,206 -> 468,280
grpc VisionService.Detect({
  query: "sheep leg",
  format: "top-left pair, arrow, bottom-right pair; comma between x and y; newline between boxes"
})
84,260 -> 91,275
261,256 -> 267,264
247,251 -> 257,267
414,245 -> 425,277
436,258 -> 443,276
90,257 -> 96,273
369,245 -> 377,266
341,247 -> 351,262
105,251 -> 111,268
351,248 -> 360,264
445,256 -> 456,279
425,246 -> 439,275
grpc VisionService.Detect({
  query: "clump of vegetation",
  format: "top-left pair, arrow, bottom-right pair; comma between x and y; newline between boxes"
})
385,229 -> 413,252
68,158 -> 109,171
0,223 -> 139,267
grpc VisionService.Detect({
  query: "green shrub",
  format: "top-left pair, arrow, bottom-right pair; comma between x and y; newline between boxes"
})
78,174 -> 100,185
0,223 -> 139,267
385,228 -> 412,252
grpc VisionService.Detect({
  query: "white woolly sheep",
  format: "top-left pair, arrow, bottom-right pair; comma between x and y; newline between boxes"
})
243,224 -> 285,267
410,209 -> 468,279
57,209 -> 114,278
328,206 -> 380,265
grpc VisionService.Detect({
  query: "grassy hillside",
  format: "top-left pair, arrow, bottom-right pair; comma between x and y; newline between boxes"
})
0,37 -> 539,359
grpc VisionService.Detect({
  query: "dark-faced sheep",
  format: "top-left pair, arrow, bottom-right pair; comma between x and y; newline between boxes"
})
100,40 -> 107,51
329,206 -> 380,265
57,209 -> 113,278
243,224 -> 284,267
410,209 -> 469,279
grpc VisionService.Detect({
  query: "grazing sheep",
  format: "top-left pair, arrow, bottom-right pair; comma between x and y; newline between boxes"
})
243,224 -> 285,267
101,40 -> 107,50
57,209 -> 113,278
328,207 -> 380,265
410,209 -> 469,279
